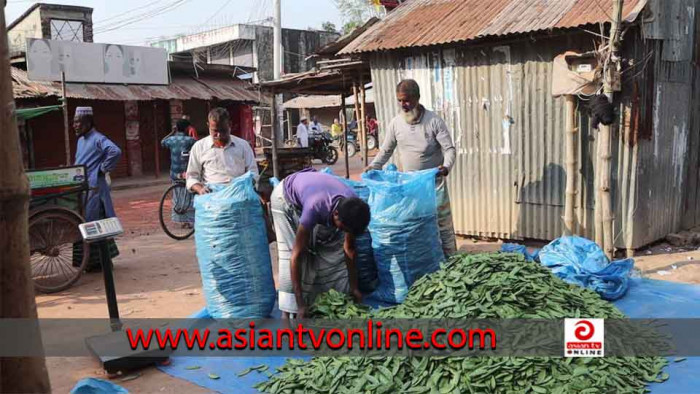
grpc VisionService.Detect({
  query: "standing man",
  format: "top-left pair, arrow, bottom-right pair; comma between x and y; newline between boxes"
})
182,115 -> 199,140
73,106 -> 122,272
331,118 -> 343,139
162,118 -> 197,225
271,169 -> 371,319
364,79 -> 457,256
309,116 -> 323,134
296,116 -> 310,148
186,107 -> 259,195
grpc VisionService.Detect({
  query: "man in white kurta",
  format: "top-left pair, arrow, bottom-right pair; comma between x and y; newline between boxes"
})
296,117 -> 310,148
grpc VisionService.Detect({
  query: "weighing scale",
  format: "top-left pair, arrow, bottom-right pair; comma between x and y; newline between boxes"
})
80,217 -> 171,374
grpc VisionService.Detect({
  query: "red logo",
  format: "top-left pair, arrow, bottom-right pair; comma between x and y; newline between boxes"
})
565,319 -> 604,357
574,320 -> 595,341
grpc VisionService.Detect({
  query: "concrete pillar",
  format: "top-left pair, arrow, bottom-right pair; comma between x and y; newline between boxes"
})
124,101 -> 143,177
170,99 -> 183,128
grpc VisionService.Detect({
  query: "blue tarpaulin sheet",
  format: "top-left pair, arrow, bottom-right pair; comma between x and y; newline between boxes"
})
503,237 -> 635,301
158,278 -> 700,393
70,378 -> 128,394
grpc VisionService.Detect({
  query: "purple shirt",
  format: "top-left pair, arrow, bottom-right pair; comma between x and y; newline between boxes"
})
284,170 -> 357,229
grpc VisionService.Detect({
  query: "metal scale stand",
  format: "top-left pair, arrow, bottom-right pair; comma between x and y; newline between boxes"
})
79,218 -> 170,374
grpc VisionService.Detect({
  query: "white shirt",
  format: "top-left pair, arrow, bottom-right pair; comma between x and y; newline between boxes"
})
186,135 -> 259,191
297,123 -> 309,148
309,121 -> 323,133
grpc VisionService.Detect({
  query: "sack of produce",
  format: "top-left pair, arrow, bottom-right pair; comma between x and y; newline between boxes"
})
319,168 -> 377,293
361,167 -> 444,304
194,172 -> 275,318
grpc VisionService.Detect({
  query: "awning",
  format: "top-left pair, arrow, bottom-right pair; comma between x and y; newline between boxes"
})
15,105 -> 62,120
283,90 -> 374,109
259,58 -> 370,96
11,67 -> 267,104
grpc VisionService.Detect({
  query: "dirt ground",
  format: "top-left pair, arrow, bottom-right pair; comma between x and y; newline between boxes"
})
38,155 -> 368,393
35,152 -> 700,393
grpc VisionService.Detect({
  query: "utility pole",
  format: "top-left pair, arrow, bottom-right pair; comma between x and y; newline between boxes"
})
61,72 -> 70,165
1,0 -> 51,391
273,0 -> 284,148
597,0 -> 624,259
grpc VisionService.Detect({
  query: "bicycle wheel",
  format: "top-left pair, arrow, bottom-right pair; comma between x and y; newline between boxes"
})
159,183 -> 195,240
29,207 -> 89,293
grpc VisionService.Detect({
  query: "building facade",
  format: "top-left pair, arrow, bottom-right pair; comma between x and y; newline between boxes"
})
340,0 -> 700,251
12,66 -> 262,178
8,3 -> 93,57
150,24 -> 340,83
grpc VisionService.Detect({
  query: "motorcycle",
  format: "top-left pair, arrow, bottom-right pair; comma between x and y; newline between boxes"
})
309,131 -> 339,165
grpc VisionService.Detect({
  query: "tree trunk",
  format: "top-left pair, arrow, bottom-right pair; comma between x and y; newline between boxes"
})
0,0 -> 51,390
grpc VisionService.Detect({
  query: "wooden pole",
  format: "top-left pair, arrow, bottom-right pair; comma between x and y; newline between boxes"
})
153,101 -> 160,178
594,149 -> 604,245
271,94 -> 280,179
153,100 -> 160,178
341,93 -> 350,179
352,83 -> 362,161
286,110 -> 292,141
61,72 -> 71,165
0,0 -> 52,390
598,0 -> 624,259
359,80 -> 368,166
564,95 -> 578,236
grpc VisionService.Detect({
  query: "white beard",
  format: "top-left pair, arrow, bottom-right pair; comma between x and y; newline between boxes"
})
402,106 -> 422,124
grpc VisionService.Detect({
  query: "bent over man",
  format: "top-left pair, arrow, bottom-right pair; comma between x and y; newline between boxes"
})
271,169 -> 370,319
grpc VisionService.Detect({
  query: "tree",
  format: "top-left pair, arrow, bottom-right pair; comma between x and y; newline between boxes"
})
333,0 -> 382,34
342,21 -> 360,35
1,0 -> 51,392
321,21 -> 338,33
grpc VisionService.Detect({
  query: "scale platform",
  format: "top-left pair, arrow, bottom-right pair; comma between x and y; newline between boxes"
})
85,331 -> 171,374
80,217 -> 171,374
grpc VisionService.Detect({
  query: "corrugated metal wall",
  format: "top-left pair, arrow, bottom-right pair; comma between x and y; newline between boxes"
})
635,0 -> 700,245
369,23 -> 698,249
370,38 -> 585,242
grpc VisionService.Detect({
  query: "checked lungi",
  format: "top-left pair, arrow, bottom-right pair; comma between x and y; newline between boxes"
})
436,175 -> 457,257
271,180 -> 349,314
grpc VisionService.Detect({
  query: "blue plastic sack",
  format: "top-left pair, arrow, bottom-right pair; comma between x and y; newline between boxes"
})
194,172 -> 276,318
70,378 -> 128,394
538,236 -> 634,301
319,168 -> 377,293
362,168 -> 444,304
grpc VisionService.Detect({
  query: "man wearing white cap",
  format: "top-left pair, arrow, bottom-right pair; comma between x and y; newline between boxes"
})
73,106 -> 122,272
296,117 -> 309,148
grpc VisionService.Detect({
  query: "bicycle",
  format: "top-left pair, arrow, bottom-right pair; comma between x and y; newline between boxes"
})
159,176 -> 195,241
